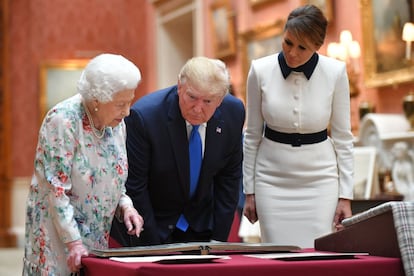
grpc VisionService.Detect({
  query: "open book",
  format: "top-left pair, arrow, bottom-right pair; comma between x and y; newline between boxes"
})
90,241 -> 301,258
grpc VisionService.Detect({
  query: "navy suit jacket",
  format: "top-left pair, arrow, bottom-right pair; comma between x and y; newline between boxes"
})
112,86 -> 245,245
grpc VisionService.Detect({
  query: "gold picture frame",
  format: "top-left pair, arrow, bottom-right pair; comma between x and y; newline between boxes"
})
239,19 -> 285,100
361,0 -> 414,88
250,0 -> 284,9
209,0 -> 236,59
39,59 -> 89,121
302,0 -> 333,22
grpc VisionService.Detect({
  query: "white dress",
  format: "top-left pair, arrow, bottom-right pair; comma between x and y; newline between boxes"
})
243,53 -> 354,248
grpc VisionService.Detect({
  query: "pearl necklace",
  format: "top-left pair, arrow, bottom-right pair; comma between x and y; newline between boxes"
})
83,101 -> 105,139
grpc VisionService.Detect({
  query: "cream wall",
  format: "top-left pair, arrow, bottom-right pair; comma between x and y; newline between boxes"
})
10,178 -> 30,247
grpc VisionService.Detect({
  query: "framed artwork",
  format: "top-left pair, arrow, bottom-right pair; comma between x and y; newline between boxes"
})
239,19 -> 284,100
250,0 -> 284,8
150,0 -> 169,7
39,59 -> 89,121
302,0 -> 333,22
209,0 -> 236,59
361,0 -> 414,88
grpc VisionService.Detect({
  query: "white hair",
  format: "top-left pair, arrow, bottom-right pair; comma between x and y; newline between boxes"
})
77,53 -> 141,102
178,56 -> 230,97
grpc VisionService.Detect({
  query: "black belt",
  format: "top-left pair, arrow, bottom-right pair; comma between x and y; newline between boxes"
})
264,126 -> 328,147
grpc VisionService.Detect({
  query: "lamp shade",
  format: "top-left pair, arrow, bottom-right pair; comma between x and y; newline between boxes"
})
402,22 -> 414,42
339,30 -> 353,44
349,41 -> 361,58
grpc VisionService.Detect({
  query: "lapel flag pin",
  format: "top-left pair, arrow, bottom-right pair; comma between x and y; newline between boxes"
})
216,127 -> 222,133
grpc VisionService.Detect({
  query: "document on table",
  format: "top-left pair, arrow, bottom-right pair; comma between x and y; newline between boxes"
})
110,254 -> 230,264
245,252 -> 369,261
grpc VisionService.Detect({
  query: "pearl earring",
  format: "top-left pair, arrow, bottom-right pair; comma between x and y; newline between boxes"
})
94,107 -> 98,112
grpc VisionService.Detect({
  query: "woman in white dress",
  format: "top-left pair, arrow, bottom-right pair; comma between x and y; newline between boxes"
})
23,54 -> 144,275
243,5 -> 354,248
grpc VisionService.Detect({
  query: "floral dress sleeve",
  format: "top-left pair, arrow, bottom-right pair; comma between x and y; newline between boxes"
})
35,108 -> 82,243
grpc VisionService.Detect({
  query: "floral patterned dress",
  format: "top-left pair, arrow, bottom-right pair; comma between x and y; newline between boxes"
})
23,94 -> 133,275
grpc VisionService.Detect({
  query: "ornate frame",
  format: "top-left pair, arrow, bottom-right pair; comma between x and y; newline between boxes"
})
250,0 -> 284,8
361,0 -> 414,88
209,0 -> 236,59
239,19 -> 285,100
39,59 -> 89,121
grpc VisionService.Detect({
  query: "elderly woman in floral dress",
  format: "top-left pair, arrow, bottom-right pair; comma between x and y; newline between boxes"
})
23,53 -> 144,275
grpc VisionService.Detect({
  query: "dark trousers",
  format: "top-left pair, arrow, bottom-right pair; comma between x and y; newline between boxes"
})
165,227 -> 212,244
111,218 -> 212,246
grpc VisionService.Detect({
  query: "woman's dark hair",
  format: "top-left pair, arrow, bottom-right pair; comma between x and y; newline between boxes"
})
284,5 -> 328,48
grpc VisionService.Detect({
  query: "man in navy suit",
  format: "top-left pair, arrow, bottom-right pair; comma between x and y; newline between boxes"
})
111,57 -> 245,245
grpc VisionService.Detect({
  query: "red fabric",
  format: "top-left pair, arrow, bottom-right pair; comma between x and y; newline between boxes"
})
227,212 -> 242,242
82,251 -> 404,276
109,236 -> 122,248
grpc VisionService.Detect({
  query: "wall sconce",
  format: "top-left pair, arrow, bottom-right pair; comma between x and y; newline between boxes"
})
327,30 -> 361,97
402,22 -> 414,60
